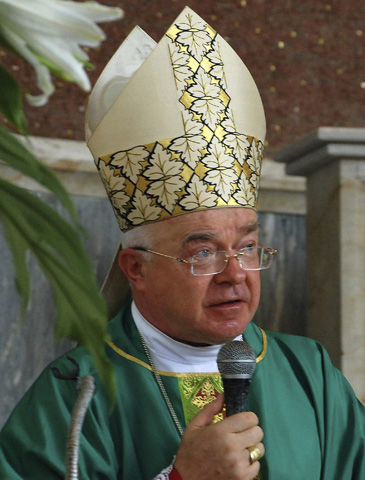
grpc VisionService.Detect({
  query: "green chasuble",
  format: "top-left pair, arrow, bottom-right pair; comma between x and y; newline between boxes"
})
0,303 -> 364,479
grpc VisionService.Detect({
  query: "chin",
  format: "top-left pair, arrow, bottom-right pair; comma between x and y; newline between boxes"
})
204,324 -> 250,345
221,318 -> 250,336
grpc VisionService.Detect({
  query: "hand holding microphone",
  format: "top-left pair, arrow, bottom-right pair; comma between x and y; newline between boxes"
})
174,340 -> 264,480
218,340 -> 264,469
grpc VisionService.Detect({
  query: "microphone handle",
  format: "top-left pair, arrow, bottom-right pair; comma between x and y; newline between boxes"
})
223,378 -> 252,416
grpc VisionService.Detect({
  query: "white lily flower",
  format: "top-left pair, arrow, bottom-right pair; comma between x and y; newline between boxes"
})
0,0 -> 123,106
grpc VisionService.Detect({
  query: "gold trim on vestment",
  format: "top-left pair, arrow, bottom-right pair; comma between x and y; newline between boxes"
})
256,327 -> 267,363
107,326 -> 267,375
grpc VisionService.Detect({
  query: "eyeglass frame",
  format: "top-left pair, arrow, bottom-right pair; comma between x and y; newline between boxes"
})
131,243 -> 277,276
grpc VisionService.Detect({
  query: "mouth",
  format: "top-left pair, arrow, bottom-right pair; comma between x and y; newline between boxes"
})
210,298 -> 244,308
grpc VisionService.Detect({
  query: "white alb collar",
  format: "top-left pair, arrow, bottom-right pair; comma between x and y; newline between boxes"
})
131,301 -> 242,373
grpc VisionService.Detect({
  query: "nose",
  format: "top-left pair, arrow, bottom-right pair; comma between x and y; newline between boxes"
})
214,253 -> 246,285
224,253 -> 243,268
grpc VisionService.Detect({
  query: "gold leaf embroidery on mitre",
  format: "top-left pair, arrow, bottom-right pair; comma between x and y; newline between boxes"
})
100,164 -> 129,208
173,13 -> 213,62
233,172 -> 256,207
202,136 -> 238,202
180,173 -> 218,210
108,146 -> 149,184
206,44 -> 226,87
223,132 -> 251,164
96,10 -> 263,232
188,68 -> 225,130
247,138 -> 264,177
169,41 -> 193,89
128,189 -> 162,225
144,143 -> 185,214
169,114 -> 207,169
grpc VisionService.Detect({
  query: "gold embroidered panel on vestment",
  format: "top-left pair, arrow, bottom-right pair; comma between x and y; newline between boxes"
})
178,374 -> 224,425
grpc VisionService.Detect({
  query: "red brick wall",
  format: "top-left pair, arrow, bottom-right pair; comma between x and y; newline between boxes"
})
1,0 -> 364,156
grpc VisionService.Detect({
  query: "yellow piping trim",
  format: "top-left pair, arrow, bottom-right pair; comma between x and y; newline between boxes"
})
107,341 -> 152,371
256,327 -> 267,363
107,327 -> 267,376
107,341 -> 220,378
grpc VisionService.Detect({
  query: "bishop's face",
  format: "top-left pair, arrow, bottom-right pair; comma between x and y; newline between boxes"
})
124,207 -> 261,345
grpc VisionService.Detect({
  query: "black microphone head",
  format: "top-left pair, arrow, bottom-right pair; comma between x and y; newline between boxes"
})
217,340 -> 256,379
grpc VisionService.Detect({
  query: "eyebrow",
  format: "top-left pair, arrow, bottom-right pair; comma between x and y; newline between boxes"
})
241,221 -> 260,234
182,221 -> 261,246
183,232 -> 215,245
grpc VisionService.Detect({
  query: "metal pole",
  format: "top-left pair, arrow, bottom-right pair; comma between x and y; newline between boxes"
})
65,375 -> 96,480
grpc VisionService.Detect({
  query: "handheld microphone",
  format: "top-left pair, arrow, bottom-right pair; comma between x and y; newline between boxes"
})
217,340 -> 256,416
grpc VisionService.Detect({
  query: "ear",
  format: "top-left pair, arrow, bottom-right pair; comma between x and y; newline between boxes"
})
118,248 -> 146,291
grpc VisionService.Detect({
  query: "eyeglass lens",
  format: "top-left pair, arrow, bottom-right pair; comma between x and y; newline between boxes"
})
191,246 -> 272,275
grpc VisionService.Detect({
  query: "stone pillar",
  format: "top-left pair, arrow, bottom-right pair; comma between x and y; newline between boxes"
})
273,127 -> 365,403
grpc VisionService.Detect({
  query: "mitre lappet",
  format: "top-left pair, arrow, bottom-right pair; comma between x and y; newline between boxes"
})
85,6 -> 266,315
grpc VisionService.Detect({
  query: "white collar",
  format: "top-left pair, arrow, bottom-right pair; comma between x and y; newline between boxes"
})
132,301 -> 242,373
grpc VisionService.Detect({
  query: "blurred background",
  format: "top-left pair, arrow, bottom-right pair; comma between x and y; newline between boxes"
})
1,0 -> 364,155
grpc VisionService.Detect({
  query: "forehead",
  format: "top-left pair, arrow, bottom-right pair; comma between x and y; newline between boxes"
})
151,208 -> 258,245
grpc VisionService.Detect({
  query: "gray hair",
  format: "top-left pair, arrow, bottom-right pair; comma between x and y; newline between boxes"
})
120,223 -> 157,249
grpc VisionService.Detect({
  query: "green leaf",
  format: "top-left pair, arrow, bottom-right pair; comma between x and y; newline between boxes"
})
0,64 -> 28,134
0,177 -> 115,400
36,247 -> 113,395
0,212 -> 30,316
0,125 -> 78,222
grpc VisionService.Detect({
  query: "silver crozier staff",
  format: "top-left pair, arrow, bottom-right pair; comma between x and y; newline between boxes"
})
64,375 -> 96,480
51,358 -> 96,480
65,375 -> 96,480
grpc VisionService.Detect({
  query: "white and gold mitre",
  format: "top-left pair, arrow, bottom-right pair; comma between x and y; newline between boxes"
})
86,7 -> 266,232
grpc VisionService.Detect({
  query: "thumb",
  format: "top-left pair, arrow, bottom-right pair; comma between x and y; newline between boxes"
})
188,393 -> 225,429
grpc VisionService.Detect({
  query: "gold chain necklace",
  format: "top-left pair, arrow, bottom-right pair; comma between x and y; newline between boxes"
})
137,329 -> 184,437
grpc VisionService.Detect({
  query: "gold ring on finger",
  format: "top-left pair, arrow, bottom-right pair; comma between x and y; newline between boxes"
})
247,445 -> 262,464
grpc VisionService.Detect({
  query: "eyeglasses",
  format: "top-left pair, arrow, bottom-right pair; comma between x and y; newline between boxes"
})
132,243 -> 277,276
